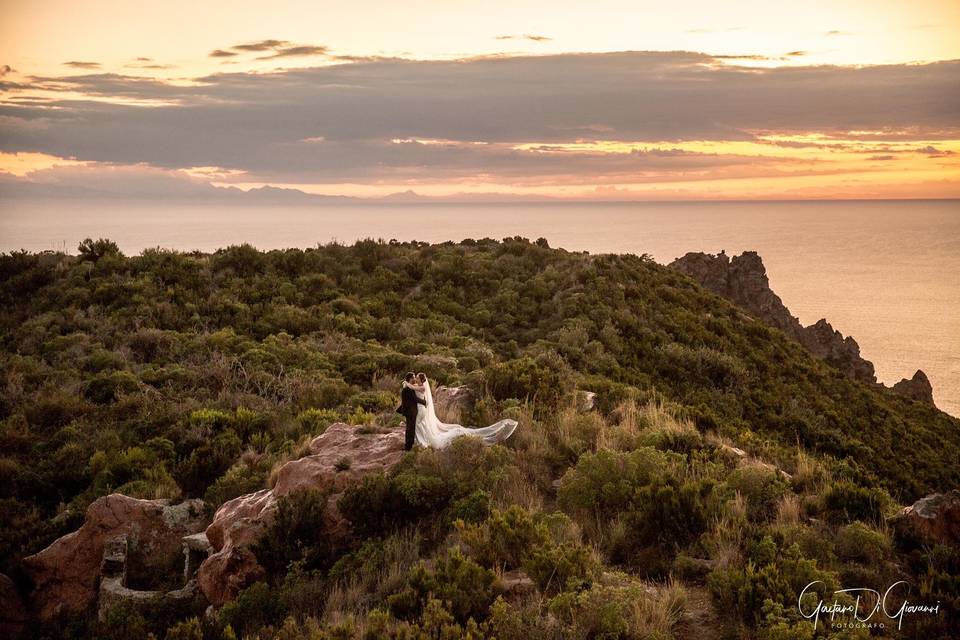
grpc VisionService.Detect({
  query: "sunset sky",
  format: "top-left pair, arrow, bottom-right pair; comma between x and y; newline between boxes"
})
1,0 -> 959,200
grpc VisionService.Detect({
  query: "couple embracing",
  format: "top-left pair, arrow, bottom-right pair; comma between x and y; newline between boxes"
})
397,372 -> 517,450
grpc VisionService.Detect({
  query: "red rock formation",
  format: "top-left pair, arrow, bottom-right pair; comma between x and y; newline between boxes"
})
21,495 -> 206,620
197,423 -> 405,606
890,490 -> 960,545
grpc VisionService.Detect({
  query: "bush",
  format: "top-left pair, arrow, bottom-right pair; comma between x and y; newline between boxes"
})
457,506 -> 598,593
822,481 -> 891,524
219,582 -> 282,638
728,466 -> 790,521
175,429 -> 242,496
708,542 -> 839,630
835,522 -> 891,564
339,471 -> 453,537
84,371 -> 140,404
486,353 -> 570,411
254,490 -> 342,575
388,548 -> 497,624
556,447 -> 681,524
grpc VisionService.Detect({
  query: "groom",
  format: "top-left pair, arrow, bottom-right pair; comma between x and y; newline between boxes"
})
397,371 -> 426,451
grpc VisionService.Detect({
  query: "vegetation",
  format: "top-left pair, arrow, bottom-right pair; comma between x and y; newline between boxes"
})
1,237 -> 958,639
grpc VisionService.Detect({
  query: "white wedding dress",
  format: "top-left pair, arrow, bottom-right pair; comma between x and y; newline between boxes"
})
414,380 -> 517,448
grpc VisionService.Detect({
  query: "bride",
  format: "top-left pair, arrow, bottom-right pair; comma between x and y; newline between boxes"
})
409,373 -> 517,448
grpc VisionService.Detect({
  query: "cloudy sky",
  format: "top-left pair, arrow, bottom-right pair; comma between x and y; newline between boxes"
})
1,0 -> 959,200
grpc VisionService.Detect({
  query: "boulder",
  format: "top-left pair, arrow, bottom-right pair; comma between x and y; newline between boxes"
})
890,490 -> 960,545
498,569 -> 535,597
0,573 -> 27,638
891,369 -> 936,406
21,495 -> 206,620
432,385 -> 476,423
197,423 -> 405,606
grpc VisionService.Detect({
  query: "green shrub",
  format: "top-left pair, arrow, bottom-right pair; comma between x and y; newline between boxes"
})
254,490 -> 341,575
339,471 -> 453,537
448,489 -> 491,524
728,466 -> 789,521
457,506 -> 598,593
835,522 -> 891,564
295,408 -> 338,435
204,458 -> 268,508
388,548 -> 497,624
486,353 -> 570,411
708,542 -> 839,630
175,429 -> 243,496
84,371 -> 140,404
219,582 -> 282,638
822,481 -> 891,524
556,447 -> 681,524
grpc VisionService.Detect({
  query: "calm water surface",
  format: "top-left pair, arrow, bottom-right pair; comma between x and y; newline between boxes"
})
2,199 -> 958,415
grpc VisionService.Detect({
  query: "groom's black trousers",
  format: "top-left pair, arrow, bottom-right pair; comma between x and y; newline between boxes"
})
403,411 -> 417,451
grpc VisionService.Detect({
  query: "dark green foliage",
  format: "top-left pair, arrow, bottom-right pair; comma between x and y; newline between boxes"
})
448,489 -> 491,524
708,542 -> 838,629
822,481 -> 891,524
486,353 -> 571,411
728,466 -> 790,522
388,548 -> 497,624
557,447 -> 718,576
218,582 -> 282,638
339,471 -> 453,538
253,490 -> 341,576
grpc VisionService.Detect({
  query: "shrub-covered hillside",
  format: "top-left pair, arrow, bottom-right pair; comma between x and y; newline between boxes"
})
1,237 -> 958,639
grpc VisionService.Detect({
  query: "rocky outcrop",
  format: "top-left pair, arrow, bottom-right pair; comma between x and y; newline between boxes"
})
433,385 -> 476,423
890,490 -> 960,545
669,251 -> 941,406
892,370 -> 936,406
0,573 -> 27,638
797,319 -> 877,384
21,495 -> 206,620
670,251 -> 802,338
198,423 -> 405,606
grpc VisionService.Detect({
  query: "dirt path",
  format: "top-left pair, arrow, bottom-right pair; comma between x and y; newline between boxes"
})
676,585 -> 724,640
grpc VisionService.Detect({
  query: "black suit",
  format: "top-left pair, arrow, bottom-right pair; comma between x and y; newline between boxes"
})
397,385 -> 426,450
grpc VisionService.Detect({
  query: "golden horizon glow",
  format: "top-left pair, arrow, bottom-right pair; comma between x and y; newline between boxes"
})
2,1 -> 959,200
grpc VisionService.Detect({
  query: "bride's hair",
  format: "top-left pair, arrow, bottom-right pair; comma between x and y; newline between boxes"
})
417,372 -> 427,383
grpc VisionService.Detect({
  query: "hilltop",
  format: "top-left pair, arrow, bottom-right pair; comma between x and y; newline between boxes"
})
0,238 -> 957,639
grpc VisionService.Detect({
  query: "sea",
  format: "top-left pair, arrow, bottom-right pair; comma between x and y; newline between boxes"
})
2,198 -> 958,416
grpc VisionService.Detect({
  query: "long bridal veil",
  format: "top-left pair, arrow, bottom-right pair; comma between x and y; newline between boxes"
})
416,379 -> 517,448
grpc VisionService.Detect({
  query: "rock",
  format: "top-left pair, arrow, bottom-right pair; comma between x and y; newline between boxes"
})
197,423 -> 405,606
670,251 -> 881,387
498,569 -> 535,596
0,573 -> 27,638
798,319 -> 876,385
892,370 -> 936,406
890,490 -> 960,545
719,444 -> 748,459
22,495 -> 206,620
432,385 -> 475,423
577,390 -> 597,412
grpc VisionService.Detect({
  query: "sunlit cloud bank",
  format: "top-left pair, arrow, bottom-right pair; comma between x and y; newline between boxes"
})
1,51 -> 958,200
